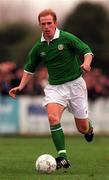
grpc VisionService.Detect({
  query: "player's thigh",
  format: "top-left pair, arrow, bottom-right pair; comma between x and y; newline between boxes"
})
43,84 -> 67,108
47,103 -> 65,125
68,77 -> 88,119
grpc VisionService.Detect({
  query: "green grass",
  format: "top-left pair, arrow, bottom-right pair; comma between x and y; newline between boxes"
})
0,136 -> 109,180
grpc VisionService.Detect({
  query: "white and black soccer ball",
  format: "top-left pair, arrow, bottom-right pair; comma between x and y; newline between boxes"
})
35,154 -> 57,174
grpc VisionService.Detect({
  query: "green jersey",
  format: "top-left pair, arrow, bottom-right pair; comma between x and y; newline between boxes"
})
24,29 -> 93,85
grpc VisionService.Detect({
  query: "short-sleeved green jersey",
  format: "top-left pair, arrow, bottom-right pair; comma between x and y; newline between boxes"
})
24,29 -> 93,85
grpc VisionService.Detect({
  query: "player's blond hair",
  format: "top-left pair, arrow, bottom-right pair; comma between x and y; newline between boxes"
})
38,9 -> 57,23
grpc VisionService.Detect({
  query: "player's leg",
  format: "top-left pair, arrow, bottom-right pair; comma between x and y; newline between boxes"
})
47,103 -> 70,169
73,77 -> 94,142
47,103 -> 66,158
75,117 -> 94,142
75,118 -> 89,134
68,76 -> 94,142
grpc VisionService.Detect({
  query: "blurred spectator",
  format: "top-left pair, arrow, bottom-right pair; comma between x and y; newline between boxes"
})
0,61 -> 48,96
0,62 -> 21,95
83,68 -> 109,101
0,61 -> 109,100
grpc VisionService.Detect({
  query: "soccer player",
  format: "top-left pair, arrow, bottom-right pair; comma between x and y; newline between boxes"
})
9,9 -> 94,169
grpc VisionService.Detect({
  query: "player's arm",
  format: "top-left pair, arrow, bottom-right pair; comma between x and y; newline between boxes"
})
68,33 -> 94,72
9,42 -> 41,99
9,71 -> 33,99
81,53 -> 93,72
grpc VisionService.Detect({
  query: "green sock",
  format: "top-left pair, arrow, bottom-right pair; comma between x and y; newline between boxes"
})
50,123 -> 67,159
89,119 -> 93,128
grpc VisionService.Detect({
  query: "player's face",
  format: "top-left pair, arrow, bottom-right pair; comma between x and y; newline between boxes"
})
39,15 -> 57,40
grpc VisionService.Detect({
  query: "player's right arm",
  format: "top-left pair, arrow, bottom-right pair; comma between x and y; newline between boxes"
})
9,42 -> 41,99
9,71 -> 33,99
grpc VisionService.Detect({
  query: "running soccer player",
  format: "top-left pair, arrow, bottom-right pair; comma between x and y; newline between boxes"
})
9,9 -> 94,169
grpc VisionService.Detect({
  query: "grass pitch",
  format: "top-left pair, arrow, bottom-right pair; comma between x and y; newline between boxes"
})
0,135 -> 109,180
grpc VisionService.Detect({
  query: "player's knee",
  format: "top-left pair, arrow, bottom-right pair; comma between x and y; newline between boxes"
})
48,114 -> 60,125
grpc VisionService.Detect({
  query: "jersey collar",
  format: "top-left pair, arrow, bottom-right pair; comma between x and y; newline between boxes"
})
41,28 -> 60,42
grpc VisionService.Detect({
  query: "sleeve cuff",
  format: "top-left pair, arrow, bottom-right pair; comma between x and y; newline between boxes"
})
84,52 -> 94,57
24,70 -> 35,75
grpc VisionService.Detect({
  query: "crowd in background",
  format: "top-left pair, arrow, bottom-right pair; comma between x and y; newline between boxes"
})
83,68 -> 109,100
0,61 -> 109,101
0,61 -> 47,96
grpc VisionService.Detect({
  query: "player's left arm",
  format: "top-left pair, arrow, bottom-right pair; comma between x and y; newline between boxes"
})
81,53 -> 93,72
67,33 -> 94,71
67,32 -> 94,72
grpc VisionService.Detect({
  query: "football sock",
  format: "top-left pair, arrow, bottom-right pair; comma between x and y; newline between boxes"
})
50,123 -> 67,159
89,119 -> 93,128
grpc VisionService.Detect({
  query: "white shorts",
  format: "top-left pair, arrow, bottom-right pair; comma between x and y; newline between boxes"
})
43,76 -> 88,119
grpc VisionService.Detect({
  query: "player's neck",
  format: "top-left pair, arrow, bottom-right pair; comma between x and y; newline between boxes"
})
43,30 -> 56,43
44,35 -> 53,42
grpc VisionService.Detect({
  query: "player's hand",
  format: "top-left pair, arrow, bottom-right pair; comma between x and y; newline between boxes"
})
80,63 -> 91,72
9,87 -> 21,99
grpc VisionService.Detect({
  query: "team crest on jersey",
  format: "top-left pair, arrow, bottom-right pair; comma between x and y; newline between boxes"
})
40,52 -> 46,56
58,44 -> 64,50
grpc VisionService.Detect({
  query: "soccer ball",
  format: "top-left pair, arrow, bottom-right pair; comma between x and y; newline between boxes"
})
35,154 -> 56,174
